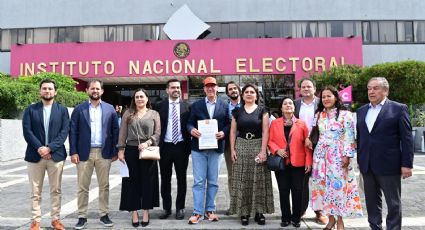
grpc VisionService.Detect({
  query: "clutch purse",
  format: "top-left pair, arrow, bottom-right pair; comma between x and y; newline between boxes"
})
267,154 -> 285,171
139,146 -> 160,160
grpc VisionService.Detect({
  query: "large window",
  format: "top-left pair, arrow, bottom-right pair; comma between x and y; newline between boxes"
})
2,20 -> 425,51
81,26 -> 107,42
397,21 -> 414,42
414,21 -> 425,42
378,21 -> 396,43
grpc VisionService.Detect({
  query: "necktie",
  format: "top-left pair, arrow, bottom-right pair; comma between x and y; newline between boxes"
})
171,102 -> 179,144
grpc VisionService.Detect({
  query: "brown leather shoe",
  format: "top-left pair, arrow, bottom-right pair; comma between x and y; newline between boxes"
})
51,219 -> 65,230
315,212 -> 328,225
30,221 -> 41,230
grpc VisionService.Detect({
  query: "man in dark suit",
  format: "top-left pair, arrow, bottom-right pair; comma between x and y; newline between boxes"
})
70,80 -> 119,229
23,79 -> 69,230
155,79 -> 191,220
186,77 -> 229,224
357,77 -> 414,230
294,78 -> 326,225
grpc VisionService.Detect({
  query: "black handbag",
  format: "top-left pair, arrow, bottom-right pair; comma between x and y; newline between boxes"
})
267,154 -> 285,171
267,125 -> 291,172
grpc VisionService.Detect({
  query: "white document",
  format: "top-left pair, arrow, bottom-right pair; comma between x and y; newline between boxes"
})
198,119 -> 218,150
119,160 -> 129,178
163,4 -> 210,40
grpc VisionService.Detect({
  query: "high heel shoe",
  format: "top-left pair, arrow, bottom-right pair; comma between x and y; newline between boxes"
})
141,213 -> 149,227
132,220 -> 139,228
254,213 -> 265,225
132,212 -> 139,227
323,220 -> 336,230
336,221 -> 344,230
240,215 -> 249,226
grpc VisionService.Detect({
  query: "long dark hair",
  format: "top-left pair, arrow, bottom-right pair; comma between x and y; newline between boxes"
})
128,88 -> 151,122
316,86 -> 346,120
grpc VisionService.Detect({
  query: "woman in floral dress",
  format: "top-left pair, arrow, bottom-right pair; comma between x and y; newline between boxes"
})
310,86 -> 362,230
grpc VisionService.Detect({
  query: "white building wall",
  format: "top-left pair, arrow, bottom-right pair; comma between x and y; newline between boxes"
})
363,45 -> 425,66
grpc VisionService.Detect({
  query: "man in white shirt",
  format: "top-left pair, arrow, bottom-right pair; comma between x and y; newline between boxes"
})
70,80 -> 119,229
294,78 -> 327,225
156,79 -> 191,220
356,77 -> 413,229
23,79 -> 69,230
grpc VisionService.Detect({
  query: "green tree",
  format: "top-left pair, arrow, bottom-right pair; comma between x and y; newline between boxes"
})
0,73 -> 87,119
358,60 -> 425,105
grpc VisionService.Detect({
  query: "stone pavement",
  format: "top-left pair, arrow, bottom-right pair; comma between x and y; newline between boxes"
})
1,154 -> 425,230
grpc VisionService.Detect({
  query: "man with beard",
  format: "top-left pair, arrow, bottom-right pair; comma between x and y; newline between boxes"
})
224,81 -> 240,214
294,78 -> 327,225
155,79 -> 191,220
70,80 -> 119,229
23,79 -> 69,230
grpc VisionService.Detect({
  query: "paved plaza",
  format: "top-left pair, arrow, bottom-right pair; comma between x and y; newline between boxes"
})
1,154 -> 425,230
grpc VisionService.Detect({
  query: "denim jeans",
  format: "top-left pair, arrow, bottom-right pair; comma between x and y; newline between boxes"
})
191,149 -> 223,215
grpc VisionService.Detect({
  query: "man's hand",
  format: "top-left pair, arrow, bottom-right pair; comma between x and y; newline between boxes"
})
71,154 -> 80,164
37,146 -> 50,157
190,128 -> 201,138
215,131 -> 225,140
42,153 -> 52,160
401,167 -> 412,179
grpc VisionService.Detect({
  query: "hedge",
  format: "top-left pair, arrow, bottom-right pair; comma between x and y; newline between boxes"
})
0,73 -> 87,119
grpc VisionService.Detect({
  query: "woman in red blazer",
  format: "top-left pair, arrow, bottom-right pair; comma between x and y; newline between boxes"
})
268,97 -> 312,228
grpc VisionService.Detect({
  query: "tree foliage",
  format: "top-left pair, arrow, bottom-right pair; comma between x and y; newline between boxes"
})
306,61 -> 425,107
0,73 -> 87,119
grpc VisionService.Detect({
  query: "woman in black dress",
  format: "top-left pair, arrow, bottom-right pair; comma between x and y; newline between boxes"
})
228,84 -> 274,226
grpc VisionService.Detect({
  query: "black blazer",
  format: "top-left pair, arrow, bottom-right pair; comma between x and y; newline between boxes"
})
294,97 -> 319,119
155,99 -> 191,151
356,99 -> 414,175
22,102 -> 70,163
187,97 -> 230,153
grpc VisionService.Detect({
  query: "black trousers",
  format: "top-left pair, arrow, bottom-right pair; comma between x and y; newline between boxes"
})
362,171 -> 402,230
120,146 -> 159,211
159,141 -> 190,211
301,171 -> 311,215
275,165 -> 306,223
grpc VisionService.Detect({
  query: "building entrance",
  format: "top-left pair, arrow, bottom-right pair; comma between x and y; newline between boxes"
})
102,84 -> 167,109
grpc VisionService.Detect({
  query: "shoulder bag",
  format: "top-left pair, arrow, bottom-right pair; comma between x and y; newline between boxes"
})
136,123 -> 160,160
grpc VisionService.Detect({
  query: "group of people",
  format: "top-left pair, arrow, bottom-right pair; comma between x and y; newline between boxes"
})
23,76 -> 413,230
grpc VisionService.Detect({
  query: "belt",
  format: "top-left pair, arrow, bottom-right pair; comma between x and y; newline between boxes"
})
164,141 -> 184,145
238,132 -> 262,140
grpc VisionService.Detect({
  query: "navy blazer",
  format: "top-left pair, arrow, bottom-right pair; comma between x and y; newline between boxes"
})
356,99 -> 414,175
187,97 -> 230,153
22,102 -> 70,163
69,101 -> 119,161
155,99 -> 191,152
